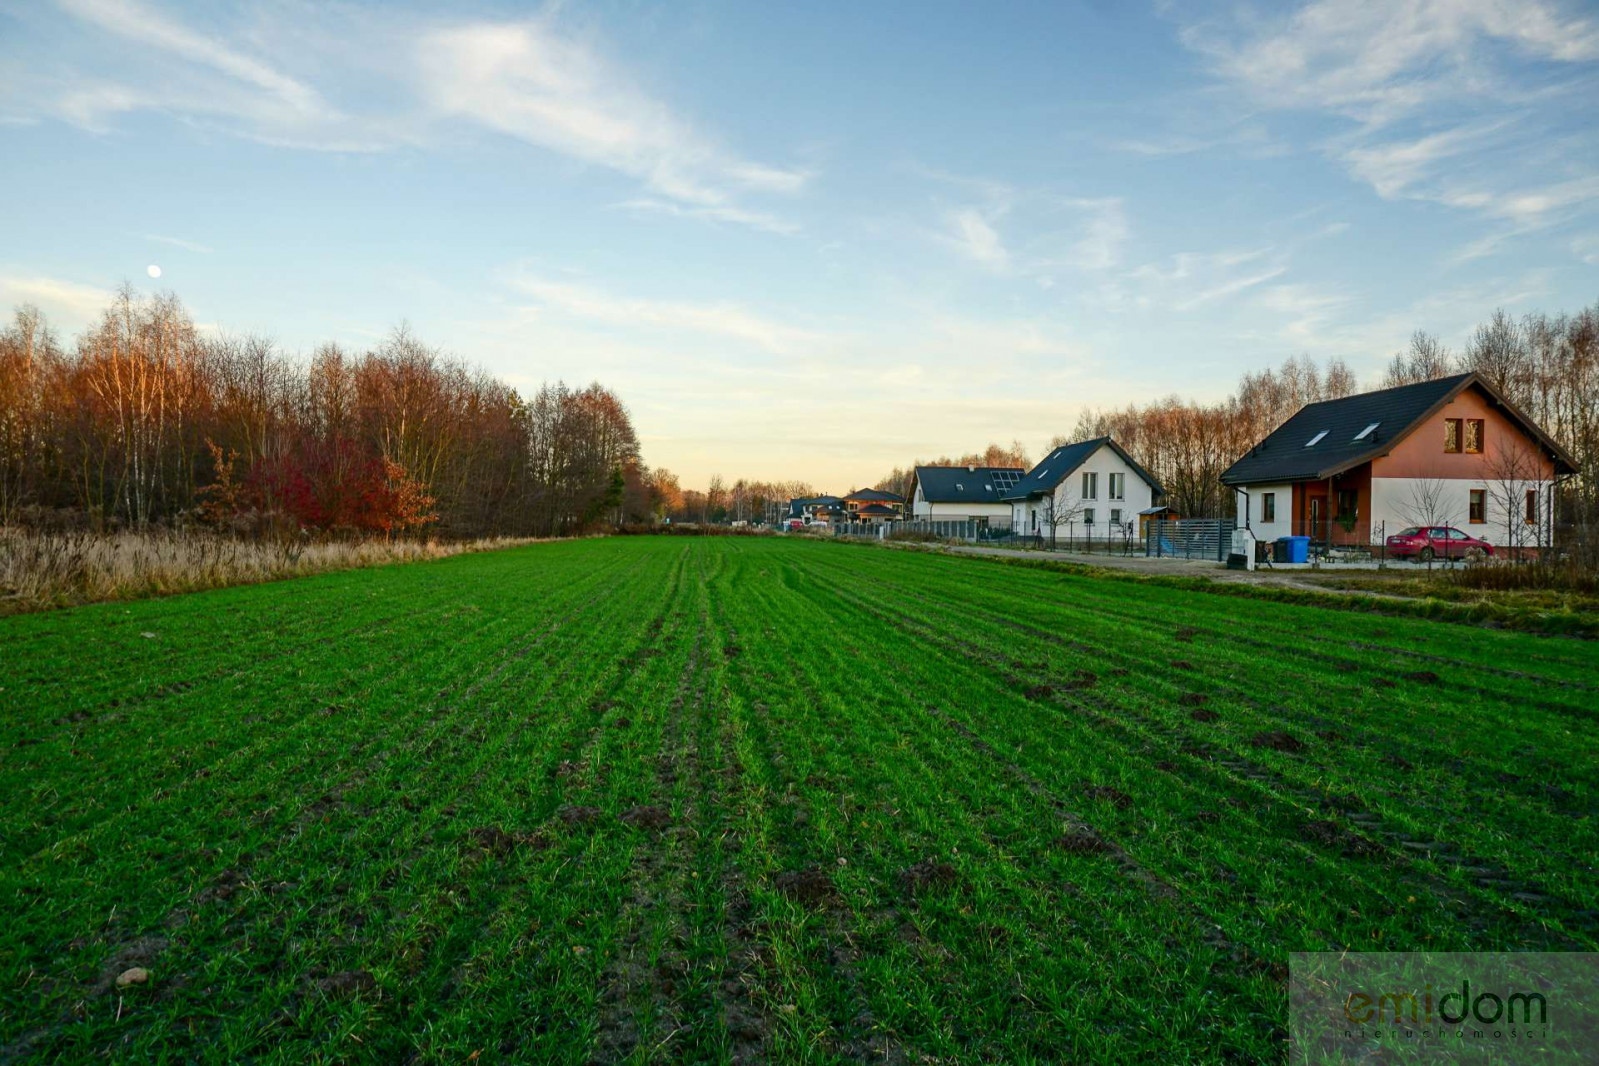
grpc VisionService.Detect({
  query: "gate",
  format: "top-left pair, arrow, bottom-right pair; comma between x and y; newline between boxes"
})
1144,519 -> 1236,561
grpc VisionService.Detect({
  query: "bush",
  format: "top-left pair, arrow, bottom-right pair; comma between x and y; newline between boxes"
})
0,528 -> 542,615
1443,558 -> 1599,595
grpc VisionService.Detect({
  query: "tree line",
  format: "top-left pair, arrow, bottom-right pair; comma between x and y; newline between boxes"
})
0,289 -> 660,538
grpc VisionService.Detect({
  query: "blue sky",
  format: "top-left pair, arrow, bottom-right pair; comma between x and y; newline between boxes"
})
2,0 -> 1597,489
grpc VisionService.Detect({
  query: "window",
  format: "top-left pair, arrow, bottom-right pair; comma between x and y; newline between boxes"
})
1445,418 -> 1462,453
1525,490 -> 1537,524
1082,472 -> 1098,499
1464,419 -> 1484,453
1336,489 -> 1358,521
1469,489 -> 1486,523
1110,508 -> 1122,526
1261,492 -> 1276,522
1305,430 -> 1328,447
1108,472 -> 1125,500
1354,422 -> 1380,440
1083,508 -> 1095,525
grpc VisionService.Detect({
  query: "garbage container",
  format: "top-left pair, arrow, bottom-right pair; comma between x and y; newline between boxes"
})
1283,535 -> 1310,563
1273,537 -> 1291,563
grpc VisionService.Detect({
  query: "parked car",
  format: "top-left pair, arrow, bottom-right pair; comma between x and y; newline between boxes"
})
1386,526 -> 1494,561
786,518 -> 805,531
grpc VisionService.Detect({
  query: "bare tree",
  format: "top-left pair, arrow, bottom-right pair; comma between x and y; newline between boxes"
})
1382,330 -> 1456,388
1039,489 -> 1082,549
1396,478 -> 1455,569
1486,440 -> 1542,560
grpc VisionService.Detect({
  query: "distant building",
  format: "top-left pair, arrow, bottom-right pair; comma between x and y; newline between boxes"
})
842,487 -> 905,523
1002,437 -> 1162,540
1220,373 -> 1575,551
788,495 -> 845,523
907,465 -> 1024,523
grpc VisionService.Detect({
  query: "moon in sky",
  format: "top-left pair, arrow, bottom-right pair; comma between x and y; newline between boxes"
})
147,264 -> 162,279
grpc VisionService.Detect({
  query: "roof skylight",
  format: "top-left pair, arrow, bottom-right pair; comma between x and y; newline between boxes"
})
1354,422 -> 1380,440
1305,431 -> 1328,447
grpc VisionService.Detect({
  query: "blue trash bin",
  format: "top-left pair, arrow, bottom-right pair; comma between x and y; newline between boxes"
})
1284,535 -> 1310,563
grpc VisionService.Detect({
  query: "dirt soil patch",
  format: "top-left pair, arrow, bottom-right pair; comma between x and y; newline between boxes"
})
620,805 -> 671,831
898,859 -> 960,897
774,867 -> 837,906
1084,785 -> 1133,810
1250,731 -> 1308,753
1054,830 -> 1112,855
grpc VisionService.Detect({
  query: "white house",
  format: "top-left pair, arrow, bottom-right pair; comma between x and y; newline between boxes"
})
1002,437 -> 1162,541
1220,373 -> 1575,554
907,465 -> 1024,522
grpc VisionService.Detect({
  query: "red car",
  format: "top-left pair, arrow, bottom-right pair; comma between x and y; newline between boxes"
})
1386,526 -> 1495,562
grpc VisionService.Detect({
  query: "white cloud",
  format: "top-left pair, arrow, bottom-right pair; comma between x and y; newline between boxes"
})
1058,197 -> 1129,272
20,5 -> 807,229
609,198 -> 799,236
944,208 -> 1009,270
504,273 -> 826,355
416,20 -> 807,216
0,274 -> 116,326
1182,0 -> 1599,126
1178,1 -> 1599,258
59,0 -> 329,117
1108,245 -> 1293,314
1340,121 -> 1508,198
137,232 -> 212,254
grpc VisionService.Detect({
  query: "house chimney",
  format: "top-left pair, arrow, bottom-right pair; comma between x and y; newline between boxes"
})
968,464 -> 977,473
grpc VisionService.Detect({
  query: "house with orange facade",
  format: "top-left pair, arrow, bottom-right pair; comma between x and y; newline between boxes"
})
842,487 -> 905,523
1221,373 -> 1576,554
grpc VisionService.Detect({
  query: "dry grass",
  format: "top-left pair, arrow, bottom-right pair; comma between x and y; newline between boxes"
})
0,528 -> 545,615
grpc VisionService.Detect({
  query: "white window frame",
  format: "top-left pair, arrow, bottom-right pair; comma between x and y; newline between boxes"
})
1082,472 -> 1098,500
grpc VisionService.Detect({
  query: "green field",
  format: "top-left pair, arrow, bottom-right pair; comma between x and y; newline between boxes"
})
4,536 -> 1596,1062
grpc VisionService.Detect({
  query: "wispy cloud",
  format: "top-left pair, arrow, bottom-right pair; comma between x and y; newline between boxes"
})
136,232 -> 212,254
416,20 -> 807,220
1339,120 -> 1509,198
504,273 -> 826,356
0,274 -> 116,324
19,4 -> 807,230
919,170 -> 1127,278
609,198 -> 800,236
1180,0 -> 1599,126
60,0 -> 324,109
1175,0 -> 1599,258
943,208 -> 1009,270
1122,246 -> 1284,312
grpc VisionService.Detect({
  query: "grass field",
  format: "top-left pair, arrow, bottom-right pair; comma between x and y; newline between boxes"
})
4,536 -> 1597,1063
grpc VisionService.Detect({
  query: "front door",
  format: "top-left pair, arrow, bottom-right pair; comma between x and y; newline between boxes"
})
1307,496 -> 1324,538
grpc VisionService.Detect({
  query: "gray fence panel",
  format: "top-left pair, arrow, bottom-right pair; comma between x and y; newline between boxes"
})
1144,519 -> 1236,561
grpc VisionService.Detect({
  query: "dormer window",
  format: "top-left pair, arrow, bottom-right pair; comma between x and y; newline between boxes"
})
1354,422 -> 1379,441
1305,431 -> 1328,447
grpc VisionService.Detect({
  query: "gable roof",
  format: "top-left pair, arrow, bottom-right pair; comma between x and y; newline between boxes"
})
911,465 -> 1025,504
844,487 -> 904,503
1219,372 -> 1577,485
1001,437 -> 1164,501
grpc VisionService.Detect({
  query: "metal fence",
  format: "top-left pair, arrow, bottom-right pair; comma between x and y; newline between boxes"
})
831,519 -> 1016,543
1144,519 -> 1237,562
